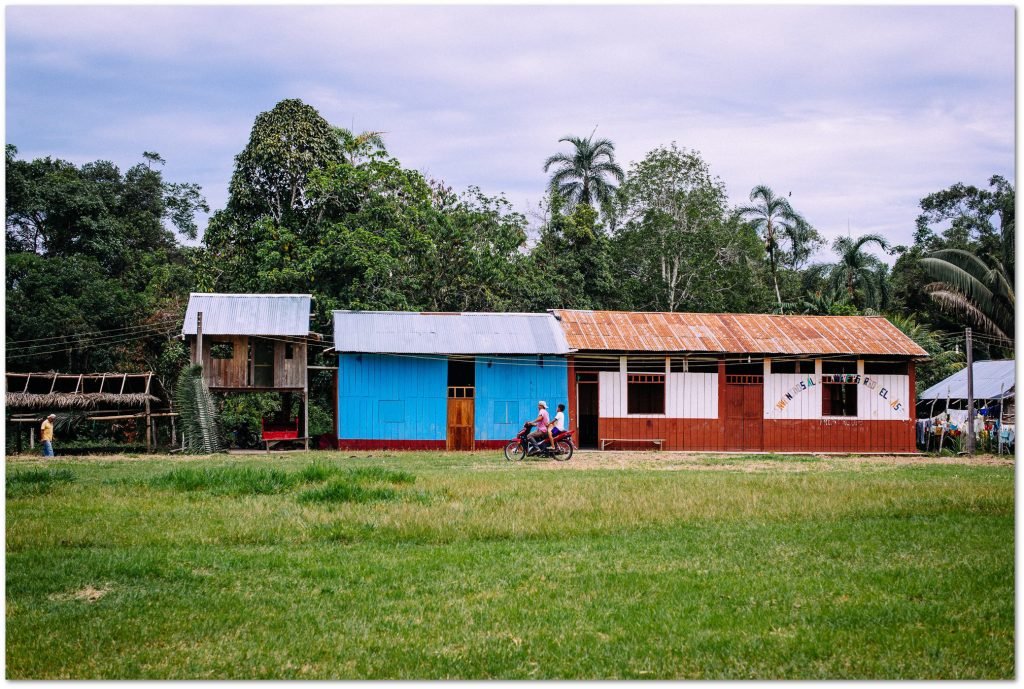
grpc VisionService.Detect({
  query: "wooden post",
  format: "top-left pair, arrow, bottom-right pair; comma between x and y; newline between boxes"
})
196,312 -> 204,368
29,426 -> 35,449
16,421 -> 23,454
332,367 -> 339,451
303,390 -> 309,451
999,384 -> 1007,454
303,339 -> 310,451
965,328 -> 975,455
144,373 -> 153,453
567,355 -> 577,444
717,358 -> 727,450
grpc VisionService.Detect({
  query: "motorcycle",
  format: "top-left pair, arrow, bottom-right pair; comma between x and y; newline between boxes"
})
503,421 -> 575,461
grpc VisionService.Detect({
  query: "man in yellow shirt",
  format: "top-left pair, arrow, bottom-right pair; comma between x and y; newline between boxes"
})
40,413 -> 55,457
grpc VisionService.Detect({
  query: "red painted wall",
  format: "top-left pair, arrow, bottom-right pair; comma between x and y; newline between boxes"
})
597,417 -> 915,453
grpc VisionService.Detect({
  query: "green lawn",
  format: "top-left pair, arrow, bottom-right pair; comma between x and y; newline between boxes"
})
5,451 -> 1014,679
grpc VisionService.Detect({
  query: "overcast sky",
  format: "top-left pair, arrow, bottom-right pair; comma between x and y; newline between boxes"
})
5,5 -> 1015,261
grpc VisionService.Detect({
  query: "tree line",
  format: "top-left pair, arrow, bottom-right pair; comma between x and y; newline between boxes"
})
6,98 -> 1015,415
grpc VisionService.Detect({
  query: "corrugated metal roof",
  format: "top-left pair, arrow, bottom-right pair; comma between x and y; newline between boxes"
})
552,310 -> 929,357
331,311 -> 571,354
919,360 -> 1016,400
182,293 -> 312,336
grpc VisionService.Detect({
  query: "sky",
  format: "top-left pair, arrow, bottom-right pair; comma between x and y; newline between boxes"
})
5,5 -> 1016,262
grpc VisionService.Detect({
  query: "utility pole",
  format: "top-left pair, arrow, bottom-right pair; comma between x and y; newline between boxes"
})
965,327 -> 975,455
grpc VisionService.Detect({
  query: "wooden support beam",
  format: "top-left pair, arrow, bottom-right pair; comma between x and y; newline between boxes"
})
23,373 -> 31,393
75,374 -> 83,394
48,374 -> 58,394
144,373 -> 153,453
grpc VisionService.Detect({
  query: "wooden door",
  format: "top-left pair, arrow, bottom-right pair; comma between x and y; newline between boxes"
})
253,338 -> 275,388
724,375 -> 764,451
741,382 -> 764,449
447,391 -> 475,451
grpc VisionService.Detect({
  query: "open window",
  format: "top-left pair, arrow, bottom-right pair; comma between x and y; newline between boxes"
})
447,356 -> 475,398
627,374 -> 665,414
864,360 -> 908,376
210,341 -> 234,359
770,359 -> 814,374
822,361 -> 858,417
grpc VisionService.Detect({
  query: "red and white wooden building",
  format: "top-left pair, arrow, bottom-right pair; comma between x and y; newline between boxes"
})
555,310 -> 928,453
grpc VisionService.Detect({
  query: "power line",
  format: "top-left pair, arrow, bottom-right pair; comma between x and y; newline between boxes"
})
6,318 -> 181,346
6,326 -> 180,360
7,324 -> 182,355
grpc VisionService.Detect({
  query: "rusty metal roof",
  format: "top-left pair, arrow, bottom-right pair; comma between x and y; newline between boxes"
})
332,311 -> 570,355
182,294 -> 312,336
552,310 -> 928,357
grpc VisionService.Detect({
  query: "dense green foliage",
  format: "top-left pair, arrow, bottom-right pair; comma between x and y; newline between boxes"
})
6,98 -> 1014,442
6,452 -> 1014,678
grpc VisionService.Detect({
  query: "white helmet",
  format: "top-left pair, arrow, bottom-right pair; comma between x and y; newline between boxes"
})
538,400 -> 548,409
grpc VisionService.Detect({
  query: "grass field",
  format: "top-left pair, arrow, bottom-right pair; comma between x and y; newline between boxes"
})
5,450 -> 1014,679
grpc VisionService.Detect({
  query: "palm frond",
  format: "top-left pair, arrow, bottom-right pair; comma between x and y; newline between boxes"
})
920,257 -> 998,309
543,153 -> 575,172
174,363 -> 224,454
923,285 -> 1013,344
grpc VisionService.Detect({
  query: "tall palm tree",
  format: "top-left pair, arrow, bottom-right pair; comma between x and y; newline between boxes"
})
738,185 -> 800,310
829,233 -> 890,308
543,134 -> 624,209
920,249 -> 1014,345
334,127 -> 386,165
799,283 -> 854,316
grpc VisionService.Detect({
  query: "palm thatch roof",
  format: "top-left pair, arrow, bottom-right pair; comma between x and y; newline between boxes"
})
5,391 -> 159,410
5,371 -> 168,411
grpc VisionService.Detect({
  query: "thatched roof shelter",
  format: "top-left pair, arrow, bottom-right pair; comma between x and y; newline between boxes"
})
5,372 -> 165,412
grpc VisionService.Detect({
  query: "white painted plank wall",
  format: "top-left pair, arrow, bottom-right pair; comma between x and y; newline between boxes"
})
857,374 -> 911,420
598,371 -> 717,419
765,373 -> 822,420
765,372 -> 910,420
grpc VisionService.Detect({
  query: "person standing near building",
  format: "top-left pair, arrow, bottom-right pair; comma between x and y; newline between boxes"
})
40,414 -> 56,457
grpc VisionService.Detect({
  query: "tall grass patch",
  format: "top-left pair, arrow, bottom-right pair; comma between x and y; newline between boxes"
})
298,480 -> 399,504
6,468 -> 76,499
148,466 -> 298,495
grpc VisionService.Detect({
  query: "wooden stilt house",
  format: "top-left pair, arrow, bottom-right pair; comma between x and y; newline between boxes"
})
181,293 -> 317,449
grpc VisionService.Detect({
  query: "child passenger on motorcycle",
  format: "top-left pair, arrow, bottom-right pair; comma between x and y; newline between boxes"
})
549,404 -> 566,445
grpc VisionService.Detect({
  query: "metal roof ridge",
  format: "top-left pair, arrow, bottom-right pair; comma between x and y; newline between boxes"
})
332,310 -> 557,317
189,292 -> 312,298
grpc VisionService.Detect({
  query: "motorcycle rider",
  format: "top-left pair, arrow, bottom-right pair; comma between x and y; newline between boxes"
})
526,401 -> 551,454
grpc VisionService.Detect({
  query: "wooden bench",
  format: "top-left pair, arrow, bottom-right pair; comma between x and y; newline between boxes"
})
600,438 -> 664,450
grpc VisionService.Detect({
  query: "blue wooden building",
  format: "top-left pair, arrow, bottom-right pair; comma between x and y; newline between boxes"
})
330,311 -> 570,450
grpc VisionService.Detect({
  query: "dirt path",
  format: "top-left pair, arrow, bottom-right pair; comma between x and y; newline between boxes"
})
525,451 -> 1015,472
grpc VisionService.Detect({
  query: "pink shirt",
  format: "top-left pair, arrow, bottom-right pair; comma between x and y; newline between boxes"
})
537,409 -> 550,432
